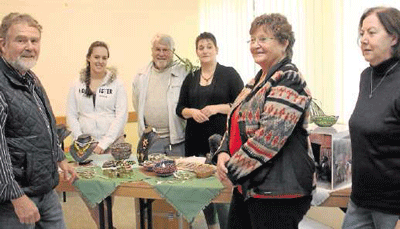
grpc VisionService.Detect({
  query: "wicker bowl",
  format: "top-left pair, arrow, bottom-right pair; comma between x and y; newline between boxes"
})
110,143 -> 132,160
142,160 -> 155,171
194,164 -> 216,178
153,160 -> 177,175
312,115 -> 339,127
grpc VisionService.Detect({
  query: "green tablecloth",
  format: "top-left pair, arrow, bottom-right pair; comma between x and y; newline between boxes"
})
72,165 -> 225,223
143,174 -> 224,223
73,166 -> 149,207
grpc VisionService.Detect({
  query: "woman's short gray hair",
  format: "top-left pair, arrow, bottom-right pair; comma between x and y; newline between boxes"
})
151,34 -> 175,51
249,13 -> 295,59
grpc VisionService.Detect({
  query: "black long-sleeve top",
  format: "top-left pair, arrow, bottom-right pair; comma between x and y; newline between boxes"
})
176,63 -> 244,157
349,57 -> 400,214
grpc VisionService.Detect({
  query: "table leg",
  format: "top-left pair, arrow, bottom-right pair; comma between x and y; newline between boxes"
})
106,196 -> 113,229
147,199 -> 154,229
61,140 -> 66,204
139,198 -> 146,229
138,198 -> 155,229
98,201 -> 105,229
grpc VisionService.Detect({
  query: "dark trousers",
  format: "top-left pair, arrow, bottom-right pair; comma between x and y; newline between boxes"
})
203,203 -> 229,229
228,188 -> 312,229
0,190 -> 65,229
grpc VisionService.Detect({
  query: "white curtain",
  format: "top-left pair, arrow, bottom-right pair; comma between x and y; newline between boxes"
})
253,0 -> 307,79
199,0 -> 307,83
199,0 -> 254,82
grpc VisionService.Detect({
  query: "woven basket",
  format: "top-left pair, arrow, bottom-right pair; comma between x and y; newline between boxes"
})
194,164 -> 216,178
153,160 -> 176,175
110,143 -> 132,160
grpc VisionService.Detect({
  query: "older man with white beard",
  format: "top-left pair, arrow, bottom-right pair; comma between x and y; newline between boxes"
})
0,13 -> 76,229
133,34 -> 188,157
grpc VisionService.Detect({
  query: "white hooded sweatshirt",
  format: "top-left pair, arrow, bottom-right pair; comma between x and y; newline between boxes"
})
67,68 -> 128,150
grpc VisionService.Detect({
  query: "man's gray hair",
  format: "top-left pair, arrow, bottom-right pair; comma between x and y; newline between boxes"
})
0,13 -> 42,55
151,34 -> 175,51
0,13 -> 42,39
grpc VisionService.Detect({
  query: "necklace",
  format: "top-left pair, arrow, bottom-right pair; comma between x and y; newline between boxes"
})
201,73 -> 214,83
369,61 -> 399,98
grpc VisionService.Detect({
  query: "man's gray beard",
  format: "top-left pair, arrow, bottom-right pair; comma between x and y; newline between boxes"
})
9,57 -> 37,73
154,60 -> 172,71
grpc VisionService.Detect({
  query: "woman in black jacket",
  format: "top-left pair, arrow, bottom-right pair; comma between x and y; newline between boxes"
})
176,32 -> 243,229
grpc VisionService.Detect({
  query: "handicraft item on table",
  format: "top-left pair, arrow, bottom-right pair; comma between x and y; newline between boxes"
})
173,170 -> 196,180
76,167 -> 96,179
310,99 -> 339,127
102,159 -> 135,178
207,134 -> 222,163
69,134 -> 97,163
175,159 -> 216,178
137,126 -> 159,165
141,153 -> 169,171
110,142 -> 132,160
152,160 -> 177,177
193,164 -> 216,178
142,160 -> 155,171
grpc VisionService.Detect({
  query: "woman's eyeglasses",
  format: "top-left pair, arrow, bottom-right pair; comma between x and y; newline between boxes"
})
247,37 -> 274,44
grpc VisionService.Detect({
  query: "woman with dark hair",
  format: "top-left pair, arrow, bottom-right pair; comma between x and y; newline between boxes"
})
177,32 -> 243,158
342,6 -> 400,229
214,13 -> 315,229
66,41 -> 128,227
176,32 -> 244,229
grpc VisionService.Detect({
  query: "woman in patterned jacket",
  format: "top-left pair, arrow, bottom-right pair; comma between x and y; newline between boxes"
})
214,13 -> 315,229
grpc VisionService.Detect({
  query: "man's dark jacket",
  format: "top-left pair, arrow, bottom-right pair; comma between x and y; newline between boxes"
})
0,58 -> 63,197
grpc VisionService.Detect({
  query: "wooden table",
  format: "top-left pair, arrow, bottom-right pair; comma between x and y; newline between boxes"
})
58,178 -> 350,206
57,178 -> 232,203
320,188 -> 351,208
57,175 -> 232,229
57,176 -> 350,228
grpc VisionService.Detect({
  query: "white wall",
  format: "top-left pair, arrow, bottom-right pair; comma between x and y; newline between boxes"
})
0,0 -> 199,116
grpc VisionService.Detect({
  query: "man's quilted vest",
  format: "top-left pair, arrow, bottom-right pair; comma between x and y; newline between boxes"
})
0,58 -> 60,197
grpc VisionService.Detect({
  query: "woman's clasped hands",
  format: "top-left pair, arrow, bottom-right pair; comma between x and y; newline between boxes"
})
191,105 -> 218,123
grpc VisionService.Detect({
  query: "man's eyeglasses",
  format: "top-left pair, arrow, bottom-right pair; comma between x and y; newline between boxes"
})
247,37 -> 274,44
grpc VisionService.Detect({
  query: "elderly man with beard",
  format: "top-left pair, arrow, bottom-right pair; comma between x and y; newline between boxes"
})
133,34 -> 188,157
0,13 -> 76,229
